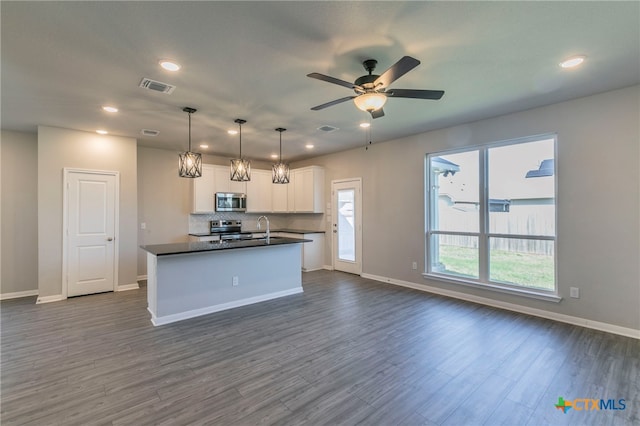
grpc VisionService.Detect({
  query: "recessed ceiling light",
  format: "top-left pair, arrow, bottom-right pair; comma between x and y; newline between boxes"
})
102,105 -> 118,113
96,129 -> 108,135
159,59 -> 181,71
305,144 -> 314,149
560,55 -> 586,69
227,130 -> 238,135
270,154 -> 279,159
199,144 -> 209,149
359,122 -> 371,128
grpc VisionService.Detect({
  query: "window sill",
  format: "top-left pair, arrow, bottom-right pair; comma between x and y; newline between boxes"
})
422,273 -> 562,303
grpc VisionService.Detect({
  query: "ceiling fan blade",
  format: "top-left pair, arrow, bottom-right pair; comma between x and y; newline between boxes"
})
374,56 -> 420,89
386,89 -> 445,100
307,73 -> 363,91
371,108 -> 385,119
310,96 -> 356,111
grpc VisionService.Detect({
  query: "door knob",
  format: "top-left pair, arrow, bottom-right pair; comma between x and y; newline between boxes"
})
107,237 -> 113,241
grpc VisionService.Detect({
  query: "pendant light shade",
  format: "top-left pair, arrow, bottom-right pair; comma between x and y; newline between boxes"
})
272,128 -> 290,184
178,107 -> 202,178
230,118 -> 251,181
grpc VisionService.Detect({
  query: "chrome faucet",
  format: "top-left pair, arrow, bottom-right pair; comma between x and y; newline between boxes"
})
257,215 -> 270,243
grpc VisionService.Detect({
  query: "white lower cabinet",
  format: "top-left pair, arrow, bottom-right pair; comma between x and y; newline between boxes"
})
275,232 -> 325,271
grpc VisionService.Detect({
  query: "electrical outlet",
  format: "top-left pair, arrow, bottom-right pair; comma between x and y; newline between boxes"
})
140,222 -> 146,230
232,276 -> 239,286
412,261 -> 418,270
570,287 -> 579,298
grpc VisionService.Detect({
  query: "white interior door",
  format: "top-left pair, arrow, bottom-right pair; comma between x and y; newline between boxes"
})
65,170 -> 118,297
332,179 -> 362,275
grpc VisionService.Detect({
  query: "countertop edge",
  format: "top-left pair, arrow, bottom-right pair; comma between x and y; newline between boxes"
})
141,237 -> 312,256
189,229 -> 325,237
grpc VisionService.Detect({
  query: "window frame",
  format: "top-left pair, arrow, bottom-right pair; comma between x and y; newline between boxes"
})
424,134 -> 560,302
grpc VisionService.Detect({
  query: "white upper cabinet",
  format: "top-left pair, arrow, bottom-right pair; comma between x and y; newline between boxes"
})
246,169 -> 272,213
213,165 -> 246,194
289,166 -> 324,213
191,164 -> 323,214
272,181 -> 288,213
191,164 -> 216,213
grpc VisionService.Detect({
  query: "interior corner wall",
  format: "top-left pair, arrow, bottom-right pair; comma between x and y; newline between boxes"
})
37,126 -> 138,298
293,85 -> 640,331
137,146 -> 192,278
1,130 -> 38,295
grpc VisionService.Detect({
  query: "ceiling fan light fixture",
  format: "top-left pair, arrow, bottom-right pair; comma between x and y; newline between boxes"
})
178,107 -> 202,178
230,119 -> 251,182
353,92 -> 387,112
272,128 -> 290,184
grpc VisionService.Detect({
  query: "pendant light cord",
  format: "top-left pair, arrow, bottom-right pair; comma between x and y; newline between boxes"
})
275,128 -> 286,162
233,119 -> 247,161
365,115 -> 372,150
188,112 -> 192,152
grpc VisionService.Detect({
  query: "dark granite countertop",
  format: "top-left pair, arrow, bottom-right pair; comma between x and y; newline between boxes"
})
141,236 -> 311,256
189,228 -> 324,237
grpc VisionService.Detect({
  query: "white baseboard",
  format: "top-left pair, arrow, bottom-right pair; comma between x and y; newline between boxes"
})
36,294 -> 65,304
323,265 -> 334,271
117,283 -> 140,291
137,274 -> 148,281
0,289 -> 38,300
150,287 -> 303,326
361,273 -> 640,340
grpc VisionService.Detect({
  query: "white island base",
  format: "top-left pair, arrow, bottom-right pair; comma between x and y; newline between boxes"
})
146,243 -> 303,326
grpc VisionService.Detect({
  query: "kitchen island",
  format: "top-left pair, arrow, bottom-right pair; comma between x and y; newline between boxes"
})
140,237 -> 309,326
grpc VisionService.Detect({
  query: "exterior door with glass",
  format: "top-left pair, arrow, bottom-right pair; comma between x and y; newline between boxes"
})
332,179 -> 362,275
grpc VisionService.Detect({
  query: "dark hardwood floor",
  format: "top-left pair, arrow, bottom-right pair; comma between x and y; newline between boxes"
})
1,270 -> 638,425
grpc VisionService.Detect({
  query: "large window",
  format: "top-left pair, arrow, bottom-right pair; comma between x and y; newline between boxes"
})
426,135 -> 556,294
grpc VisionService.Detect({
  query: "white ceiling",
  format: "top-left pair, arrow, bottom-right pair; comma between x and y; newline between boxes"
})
2,1 -> 639,162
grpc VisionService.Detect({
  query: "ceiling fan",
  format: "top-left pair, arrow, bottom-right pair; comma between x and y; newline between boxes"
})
307,56 -> 444,119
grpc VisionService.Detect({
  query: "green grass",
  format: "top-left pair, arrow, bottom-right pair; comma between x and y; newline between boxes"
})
439,245 -> 554,291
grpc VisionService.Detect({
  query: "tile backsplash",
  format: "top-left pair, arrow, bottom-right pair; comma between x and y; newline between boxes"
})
189,213 -> 293,234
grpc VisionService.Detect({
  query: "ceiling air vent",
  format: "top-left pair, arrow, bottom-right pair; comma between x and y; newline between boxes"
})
141,129 -> 160,137
318,125 -> 338,132
138,77 -> 176,94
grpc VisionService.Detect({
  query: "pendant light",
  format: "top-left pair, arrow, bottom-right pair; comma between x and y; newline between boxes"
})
272,128 -> 290,184
178,107 -> 202,178
230,118 -> 251,181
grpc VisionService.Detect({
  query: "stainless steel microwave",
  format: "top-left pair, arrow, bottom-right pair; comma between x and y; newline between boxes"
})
215,192 -> 246,212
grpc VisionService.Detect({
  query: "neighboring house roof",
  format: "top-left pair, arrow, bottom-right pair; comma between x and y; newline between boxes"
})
526,159 -> 554,178
431,157 -> 460,177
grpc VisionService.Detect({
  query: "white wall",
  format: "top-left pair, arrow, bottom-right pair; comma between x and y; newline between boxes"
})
37,126 -> 138,298
1,131 -> 38,295
293,85 -> 640,331
137,146 -> 192,278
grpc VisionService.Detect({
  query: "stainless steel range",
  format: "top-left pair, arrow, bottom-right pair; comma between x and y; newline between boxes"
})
209,220 -> 253,241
